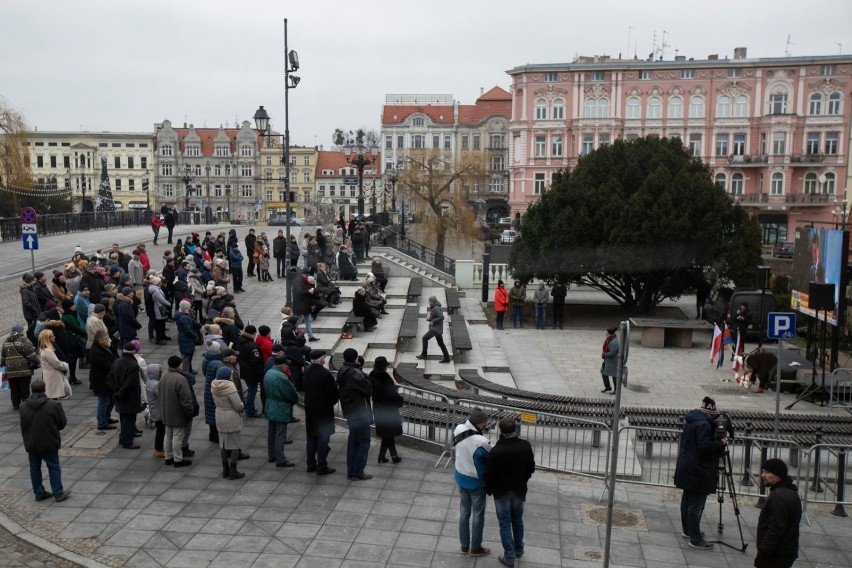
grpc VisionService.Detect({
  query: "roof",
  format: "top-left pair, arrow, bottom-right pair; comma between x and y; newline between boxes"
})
382,86 -> 511,126
382,105 -> 455,126
172,128 -> 262,157
315,151 -> 381,178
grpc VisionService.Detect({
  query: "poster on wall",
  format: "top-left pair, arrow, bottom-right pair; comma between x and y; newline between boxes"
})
790,227 -> 849,326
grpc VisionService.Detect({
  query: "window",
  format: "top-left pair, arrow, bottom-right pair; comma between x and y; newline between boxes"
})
689,96 -> 704,118
733,133 -> 746,155
396,135 -> 404,149
534,173 -> 546,194
412,117 -> 424,127
473,135 -> 481,150
214,164 -> 222,176
681,69 -> 694,79
639,70 -> 652,80
111,143 -> 120,148
821,65 -> 835,76
804,173 -> 817,194
770,172 -> 784,195
552,99 -> 564,120
161,145 -> 173,156
584,98 -> 596,118
241,184 -> 253,198
827,92 -> 841,115
304,156 -> 309,166
625,133 -> 639,142
769,92 -> 788,115
599,133 -> 610,146
329,186 -> 336,197
772,132 -> 786,155
668,96 -> 683,119
489,177 -> 504,193
266,190 -> 273,202
290,171 -> 297,183
731,173 -> 744,194
824,172 -> 836,194
714,173 -> 726,189
626,96 -> 641,119
809,93 -> 822,116
412,135 -> 424,149
128,179 -> 135,192
114,156 -> 121,169
303,172 -> 310,183
534,136 -> 546,157
716,95 -> 731,118
162,163 -> 173,176
385,136 -> 392,149
535,99 -> 547,120
597,99 -> 609,118
349,186 -> 356,198
444,135 -> 451,149
544,72 -> 557,82
488,134 -> 503,149
318,186 -> 325,198
715,134 -> 729,156
115,179 -> 122,192
825,132 -> 839,154
141,157 -> 147,169
581,134 -> 594,155
127,156 -> 134,169
647,97 -> 661,119
688,133 -> 702,156
490,156 -> 504,171
162,184 -> 174,197
49,155 -> 57,168
806,132 -> 820,155
215,145 -> 229,157
552,135 -> 563,156
734,95 -> 748,117
432,135 -> 440,149
265,170 -> 272,181
461,135 -> 469,150
728,68 -> 741,78
240,164 -> 252,177
186,146 -> 200,157
214,185 -> 222,197
590,71 -> 604,82
278,190 -> 285,201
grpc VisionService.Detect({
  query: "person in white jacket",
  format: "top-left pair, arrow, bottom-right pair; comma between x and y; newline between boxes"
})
453,407 -> 493,557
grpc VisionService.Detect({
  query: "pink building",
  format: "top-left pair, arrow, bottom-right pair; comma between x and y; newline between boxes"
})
506,49 -> 852,243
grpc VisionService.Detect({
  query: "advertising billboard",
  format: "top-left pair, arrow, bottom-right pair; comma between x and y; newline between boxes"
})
790,227 -> 848,326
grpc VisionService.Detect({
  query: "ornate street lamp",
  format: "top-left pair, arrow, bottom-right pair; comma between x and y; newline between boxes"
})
180,164 -> 194,220
143,168 -> 151,212
343,141 -> 379,217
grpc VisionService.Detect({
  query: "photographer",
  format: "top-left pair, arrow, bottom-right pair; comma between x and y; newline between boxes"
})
674,396 -> 728,551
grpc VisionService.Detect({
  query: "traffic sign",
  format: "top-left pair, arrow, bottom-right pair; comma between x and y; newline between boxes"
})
20,207 -> 37,224
767,312 -> 796,340
21,223 -> 36,234
23,233 -> 39,250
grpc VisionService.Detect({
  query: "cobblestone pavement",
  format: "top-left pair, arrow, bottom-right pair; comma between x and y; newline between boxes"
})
0,523 -> 79,567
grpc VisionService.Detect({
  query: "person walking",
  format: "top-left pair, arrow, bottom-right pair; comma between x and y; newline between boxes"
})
88,331 -> 117,430
674,396 -> 728,550
600,327 -> 619,394
755,459 -> 801,568
533,282 -> 549,330
453,407 -> 492,557
509,280 -> 526,329
551,280 -> 567,330
484,417 -> 536,568
150,213 -> 162,245
1,324 -> 40,410
159,356 -> 195,468
369,356 -> 403,464
263,353 -> 298,468
303,350 -> 338,475
19,379 -> 70,502
292,272 -> 320,342
213,366 -> 247,479
336,348 -> 373,481
493,280 -> 508,331
416,296 -> 451,363
110,343 -> 143,449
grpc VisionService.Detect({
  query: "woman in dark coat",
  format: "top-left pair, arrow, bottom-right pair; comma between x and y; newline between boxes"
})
89,331 -> 117,429
369,356 -> 403,463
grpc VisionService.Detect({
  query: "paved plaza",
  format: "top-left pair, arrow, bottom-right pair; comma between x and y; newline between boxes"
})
0,225 -> 850,567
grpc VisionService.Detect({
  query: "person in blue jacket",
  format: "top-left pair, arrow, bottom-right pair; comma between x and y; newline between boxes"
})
453,407 -> 493,558
228,243 -> 245,293
174,301 -> 198,375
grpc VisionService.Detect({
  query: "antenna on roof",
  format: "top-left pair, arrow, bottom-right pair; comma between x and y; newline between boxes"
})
836,42 -> 842,54
785,34 -> 794,57
626,25 -> 632,59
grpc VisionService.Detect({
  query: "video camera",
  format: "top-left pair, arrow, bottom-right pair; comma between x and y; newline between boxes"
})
714,412 -> 734,441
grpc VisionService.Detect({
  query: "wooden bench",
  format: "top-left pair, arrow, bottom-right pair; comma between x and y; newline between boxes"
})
344,314 -> 365,336
398,304 -> 420,352
449,316 -> 473,363
407,277 -> 423,302
445,287 -> 461,315
629,317 -> 713,348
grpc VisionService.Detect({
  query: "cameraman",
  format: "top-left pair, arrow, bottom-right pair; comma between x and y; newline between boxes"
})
674,396 -> 728,551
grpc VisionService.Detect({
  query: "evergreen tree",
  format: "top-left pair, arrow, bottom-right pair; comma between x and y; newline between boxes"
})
95,155 -> 116,212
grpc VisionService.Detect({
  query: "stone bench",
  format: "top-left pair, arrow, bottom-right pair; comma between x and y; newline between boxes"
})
629,318 -> 712,348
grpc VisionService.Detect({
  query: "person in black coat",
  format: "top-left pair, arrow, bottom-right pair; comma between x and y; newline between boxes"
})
237,327 -> 264,417
292,273 -> 319,341
674,397 -> 728,550
19,379 -> 70,502
755,459 -> 801,568
369,357 -> 403,464
164,210 -> 176,244
352,288 -> 378,332
550,280 -> 567,330
303,350 -> 338,475
115,288 -> 142,345
245,229 -> 257,277
88,331 -> 117,430
109,344 -> 142,449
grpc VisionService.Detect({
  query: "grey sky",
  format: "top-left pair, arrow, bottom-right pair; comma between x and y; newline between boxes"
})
3,0 -> 850,147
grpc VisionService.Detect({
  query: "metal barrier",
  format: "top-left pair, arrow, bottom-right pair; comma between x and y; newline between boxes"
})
802,443 -> 851,517
370,226 -> 456,276
0,211 -> 154,242
397,385 -> 454,454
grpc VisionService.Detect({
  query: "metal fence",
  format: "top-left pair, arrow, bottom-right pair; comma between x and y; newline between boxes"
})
370,226 -> 456,276
0,211 -> 154,242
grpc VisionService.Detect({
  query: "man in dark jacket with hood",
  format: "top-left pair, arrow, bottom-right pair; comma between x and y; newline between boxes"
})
755,459 -> 801,568
238,325 -> 265,417
109,342 -> 143,449
20,379 -> 70,502
674,396 -> 728,550
245,229 -> 257,277
336,348 -> 372,480
303,350 -> 338,475
416,295 -> 451,363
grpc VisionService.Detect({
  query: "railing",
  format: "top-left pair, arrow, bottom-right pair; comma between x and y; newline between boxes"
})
370,226 -> 456,276
0,210 -> 154,243
727,154 -> 769,165
473,262 -> 511,287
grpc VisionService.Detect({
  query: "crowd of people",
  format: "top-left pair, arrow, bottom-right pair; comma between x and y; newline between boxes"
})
493,279 -> 568,330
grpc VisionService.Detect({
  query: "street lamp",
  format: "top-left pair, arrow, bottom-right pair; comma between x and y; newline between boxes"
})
143,168 -> 151,212
252,18 -> 299,307
343,141 -> 379,217
385,167 -> 399,213
180,164 -> 194,220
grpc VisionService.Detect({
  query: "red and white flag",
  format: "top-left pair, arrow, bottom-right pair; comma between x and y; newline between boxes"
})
709,324 -> 722,364
731,333 -> 743,371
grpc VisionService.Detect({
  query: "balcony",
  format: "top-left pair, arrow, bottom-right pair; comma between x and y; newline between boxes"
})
785,192 -> 833,204
790,153 -> 825,165
727,154 -> 769,166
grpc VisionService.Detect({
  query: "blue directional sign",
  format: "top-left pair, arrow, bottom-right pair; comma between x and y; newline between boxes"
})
22,233 -> 39,250
767,312 -> 796,340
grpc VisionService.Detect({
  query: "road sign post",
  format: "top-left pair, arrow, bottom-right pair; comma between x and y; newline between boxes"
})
20,208 -> 38,274
767,312 -> 796,436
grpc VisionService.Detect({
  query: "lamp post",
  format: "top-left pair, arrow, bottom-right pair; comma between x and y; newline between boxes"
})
180,164 -> 194,221
385,167 -> 399,213
252,18 -> 300,306
343,142 -> 379,217
143,168 -> 151,212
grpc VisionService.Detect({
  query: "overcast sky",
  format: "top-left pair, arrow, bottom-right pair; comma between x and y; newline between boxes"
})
3,0 -> 851,147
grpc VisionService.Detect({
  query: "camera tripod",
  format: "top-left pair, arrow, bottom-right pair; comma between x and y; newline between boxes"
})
712,449 -> 748,552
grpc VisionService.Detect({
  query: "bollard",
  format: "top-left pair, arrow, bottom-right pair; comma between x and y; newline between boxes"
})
592,429 -> 601,449
831,449 -> 848,517
811,429 -> 824,493
756,446 -> 768,508
788,447 -> 799,468
741,422 -> 754,486
644,441 -> 654,459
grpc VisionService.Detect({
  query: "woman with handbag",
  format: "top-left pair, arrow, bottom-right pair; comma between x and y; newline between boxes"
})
38,330 -> 70,399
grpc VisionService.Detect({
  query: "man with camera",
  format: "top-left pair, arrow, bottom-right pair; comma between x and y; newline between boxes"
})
674,396 -> 729,550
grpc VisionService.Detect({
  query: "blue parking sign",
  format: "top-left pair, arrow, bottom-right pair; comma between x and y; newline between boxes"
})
767,312 -> 795,340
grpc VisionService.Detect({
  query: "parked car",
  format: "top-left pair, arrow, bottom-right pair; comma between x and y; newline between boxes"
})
498,217 -> 512,227
500,229 -> 518,244
773,242 -> 795,259
268,215 -> 303,226
703,287 -> 777,341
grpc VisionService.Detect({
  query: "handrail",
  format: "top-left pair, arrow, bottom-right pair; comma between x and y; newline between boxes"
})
370,225 -> 456,276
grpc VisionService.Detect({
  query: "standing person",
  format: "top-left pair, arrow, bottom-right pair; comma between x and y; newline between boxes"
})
735,302 -> 750,352
19,379 -> 70,502
88,331 -> 117,430
1,324 -> 41,410
146,364 -> 165,459
148,277 -> 171,345
493,280 -> 508,331
116,287 -> 142,345
551,279 -> 567,330
509,280 -> 526,329
212,366 -> 247,479
229,243 -> 245,293
292,272 -> 320,342
288,234 -> 300,268
238,325 -> 265,418
533,283 -> 549,330
272,229 -> 286,278
150,212 -> 162,245
303,350 -> 338,475
174,301 -> 198,374
164,209 -> 176,244
415,296 -> 451,363
369,356 -> 403,464
336,348 -> 373,481
128,250 -> 144,293
755,459 -> 802,568
60,301 -> 85,384
484,417 -> 536,568
453,407 -> 492,557
38,330 -> 69,400
263,353 -> 298,468
109,343 -> 143,449
600,327 -> 619,394
159,356 -> 195,468
73,285 -> 92,328
245,229 -> 257,278
674,397 -> 728,550
20,274 -> 40,343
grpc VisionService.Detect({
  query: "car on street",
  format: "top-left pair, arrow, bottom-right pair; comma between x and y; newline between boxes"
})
268,215 -> 303,226
500,229 -> 518,244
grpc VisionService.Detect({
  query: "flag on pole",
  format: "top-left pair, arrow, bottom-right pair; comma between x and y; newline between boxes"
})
731,332 -> 743,371
709,324 -> 722,364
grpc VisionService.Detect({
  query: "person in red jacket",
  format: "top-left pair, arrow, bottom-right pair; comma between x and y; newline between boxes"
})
150,214 -> 163,245
255,325 -> 273,364
493,280 -> 509,330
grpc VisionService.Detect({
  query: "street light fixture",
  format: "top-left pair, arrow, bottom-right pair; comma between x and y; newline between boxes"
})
385,167 -> 399,213
143,168 -> 151,212
180,163 -> 194,220
343,142 -> 380,217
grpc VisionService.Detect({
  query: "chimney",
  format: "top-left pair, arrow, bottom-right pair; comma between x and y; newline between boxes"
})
708,54 -> 718,60
734,47 -> 747,60
480,87 -> 484,95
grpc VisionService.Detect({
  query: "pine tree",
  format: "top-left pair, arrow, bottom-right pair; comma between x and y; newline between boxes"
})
95,155 -> 116,212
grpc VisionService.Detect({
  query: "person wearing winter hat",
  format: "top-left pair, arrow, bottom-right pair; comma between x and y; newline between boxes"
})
755,458 -> 801,567
303,349 -> 337,475
112,342 -> 144,449
212,366 -> 246,480
336,347 -> 373,480
453,407 -> 493,557
674,396 -> 728,550
175,300 -> 198,374
369,356 -> 403,465
159,356 -> 194,468
1,324 -> 41,410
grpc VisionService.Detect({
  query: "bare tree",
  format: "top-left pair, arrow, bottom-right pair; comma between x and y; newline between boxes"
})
0,96 -> 32,214
331,127 -> 380,149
